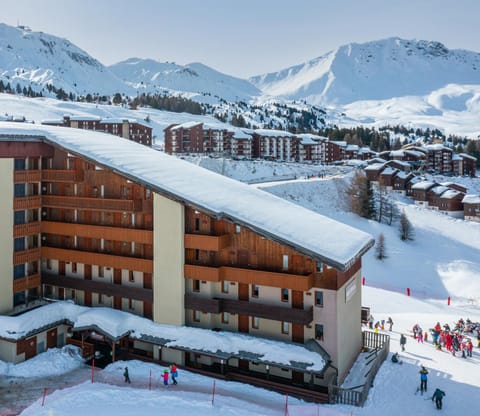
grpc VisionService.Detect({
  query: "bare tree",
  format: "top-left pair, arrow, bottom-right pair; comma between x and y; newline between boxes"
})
375,233 -> 387,260
399,210 -> 415,241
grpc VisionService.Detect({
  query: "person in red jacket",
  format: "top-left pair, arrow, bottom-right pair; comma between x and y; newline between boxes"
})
170,363 -> 178,385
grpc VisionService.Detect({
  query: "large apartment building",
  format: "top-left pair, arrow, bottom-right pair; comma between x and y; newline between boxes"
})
0,123 -> 373,390
42,115 -> 153,147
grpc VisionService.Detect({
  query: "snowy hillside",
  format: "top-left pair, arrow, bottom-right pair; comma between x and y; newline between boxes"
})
0,23 -> 130,96
251,37 -> 480,106
109,58 -> 261,102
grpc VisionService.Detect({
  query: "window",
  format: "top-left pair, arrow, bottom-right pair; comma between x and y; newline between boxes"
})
252,316 -> 259,329
98,293 -> 103,304
316,261 -> 323,272
281,322 -> 290,335
14,210 -> 25,225
14,159 -> 26,170
71,262 -> 77,273
14,183 -> 26,197
193,310 -> 201,322
145,189 -> 151,199
14,237 -> 25,252
193,279 -> 200,292
195,249 -> 200,261
194,218 -> 200,231
129,299 -> 135,310
251,284 -> 259,298
315,291 -> 324,307
222,280 -> 229,294
128,271 -> 135,282
235,225 -> 241,234
13,264 -> 25,280
98,266 -> 104,278
70,290 -> 76,300
282,255 -> 289,270
46,259 -> 52,270
222,312 -> 229,324
315,324 -> 324,340
281,288 -> 289,302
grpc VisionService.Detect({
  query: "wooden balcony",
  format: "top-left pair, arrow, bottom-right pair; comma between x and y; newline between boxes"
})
14,170 -> 41,183
184,264 -> 314,291
184,233 -> 230,251
13,274 -> 41,292
41,169 -> 84,182
13,221 -> 41,237
42,246 -> 153,273
42,273 -> 153,302
14,196 -> 41,210
42,195 -> 143,212
41,221 -> 153,244
184,294 -> 313,325
13,248 -> 41,265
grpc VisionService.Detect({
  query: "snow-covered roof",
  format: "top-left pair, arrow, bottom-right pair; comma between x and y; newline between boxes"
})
462,194 -> 480,204
395,171 -> 411,179
380,167 -> 397,175
358,147 -> 374,154
0,302 -> 327,372
41,119 -> 64,124
169,121 -> 202,130
364,163 -> 385,171
252,129 -> 296,138
429,185 -> 449,196
69,115 -> 102,121
0,123 -> 373,270
404,150 -> 426,158
459,153 -> 477,161
100,118 -> 150,128
387,160 -> 411,167
297,133 -> 327,142
346,144 -> 359,151
298,136 -> 318,145
411,181 -> 436,190
331,141 -> 347,148
440,190 -> 462,199
389,150 -> 404,157
425,144 -> 452,152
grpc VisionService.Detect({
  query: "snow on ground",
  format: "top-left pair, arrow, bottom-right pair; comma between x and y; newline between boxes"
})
0,345 -> 84,378
2,157 -> 479,415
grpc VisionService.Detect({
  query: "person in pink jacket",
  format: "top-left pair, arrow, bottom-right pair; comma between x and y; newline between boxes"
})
162,369 -> 169,386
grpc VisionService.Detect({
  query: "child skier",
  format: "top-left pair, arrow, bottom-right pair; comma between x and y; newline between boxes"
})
162,369 -> 169,387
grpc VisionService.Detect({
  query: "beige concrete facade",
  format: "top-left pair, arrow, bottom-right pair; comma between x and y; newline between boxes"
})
0,158 -> 14,313
153,193 -> 185,325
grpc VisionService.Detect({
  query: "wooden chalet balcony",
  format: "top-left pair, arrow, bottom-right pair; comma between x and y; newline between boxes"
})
13,274 -> 41,293
41,221 -> 153,244
184,264 -> 314,291
184,294 -> 313,325
14,170 -> 41,183
42,246 -> 153,273
13,247 -> 40,265
42,273 -> 153,302
41,169 -> 84,182
41,195 -> 143,212
184,233 -> 230,251
14,196 -> 41,210
13,221 -> 41,237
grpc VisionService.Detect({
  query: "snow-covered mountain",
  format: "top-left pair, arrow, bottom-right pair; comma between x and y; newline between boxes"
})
0,23 -> 130,96
108,58 -> 261,101
250,37 -> 480,105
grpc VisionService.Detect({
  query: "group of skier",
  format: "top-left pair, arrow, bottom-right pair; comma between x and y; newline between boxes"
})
123,363 -> 179,386
429,318 -> 478,358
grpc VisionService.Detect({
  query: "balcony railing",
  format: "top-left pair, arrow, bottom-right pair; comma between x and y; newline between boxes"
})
14,196 -> 41,210
41,221 -> 153,244
184,233 -> 230,251
13,247 -> 41,265
42,246 -> 153,273
42,273 -> 153,302
184,294 -> 313,325
13,221 -> 41,237
14,170 -> 41,183
184,264 -> 314,291
41,169 -> 84,182
42,195 -> 142,212
13,274 -> 41,292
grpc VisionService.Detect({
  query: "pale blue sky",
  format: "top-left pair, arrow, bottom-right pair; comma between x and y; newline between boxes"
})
3,0 -> 480,78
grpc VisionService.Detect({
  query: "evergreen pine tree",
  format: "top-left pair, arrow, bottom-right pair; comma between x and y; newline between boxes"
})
375,233 -> 387,260
399,211 -> 414,241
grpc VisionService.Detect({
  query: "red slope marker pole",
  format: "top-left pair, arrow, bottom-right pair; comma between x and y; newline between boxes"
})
211,380 -> 216,405
41,387 -> 47,406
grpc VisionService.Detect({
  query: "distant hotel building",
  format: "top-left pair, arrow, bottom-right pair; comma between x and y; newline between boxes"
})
42,115 -> 153,147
